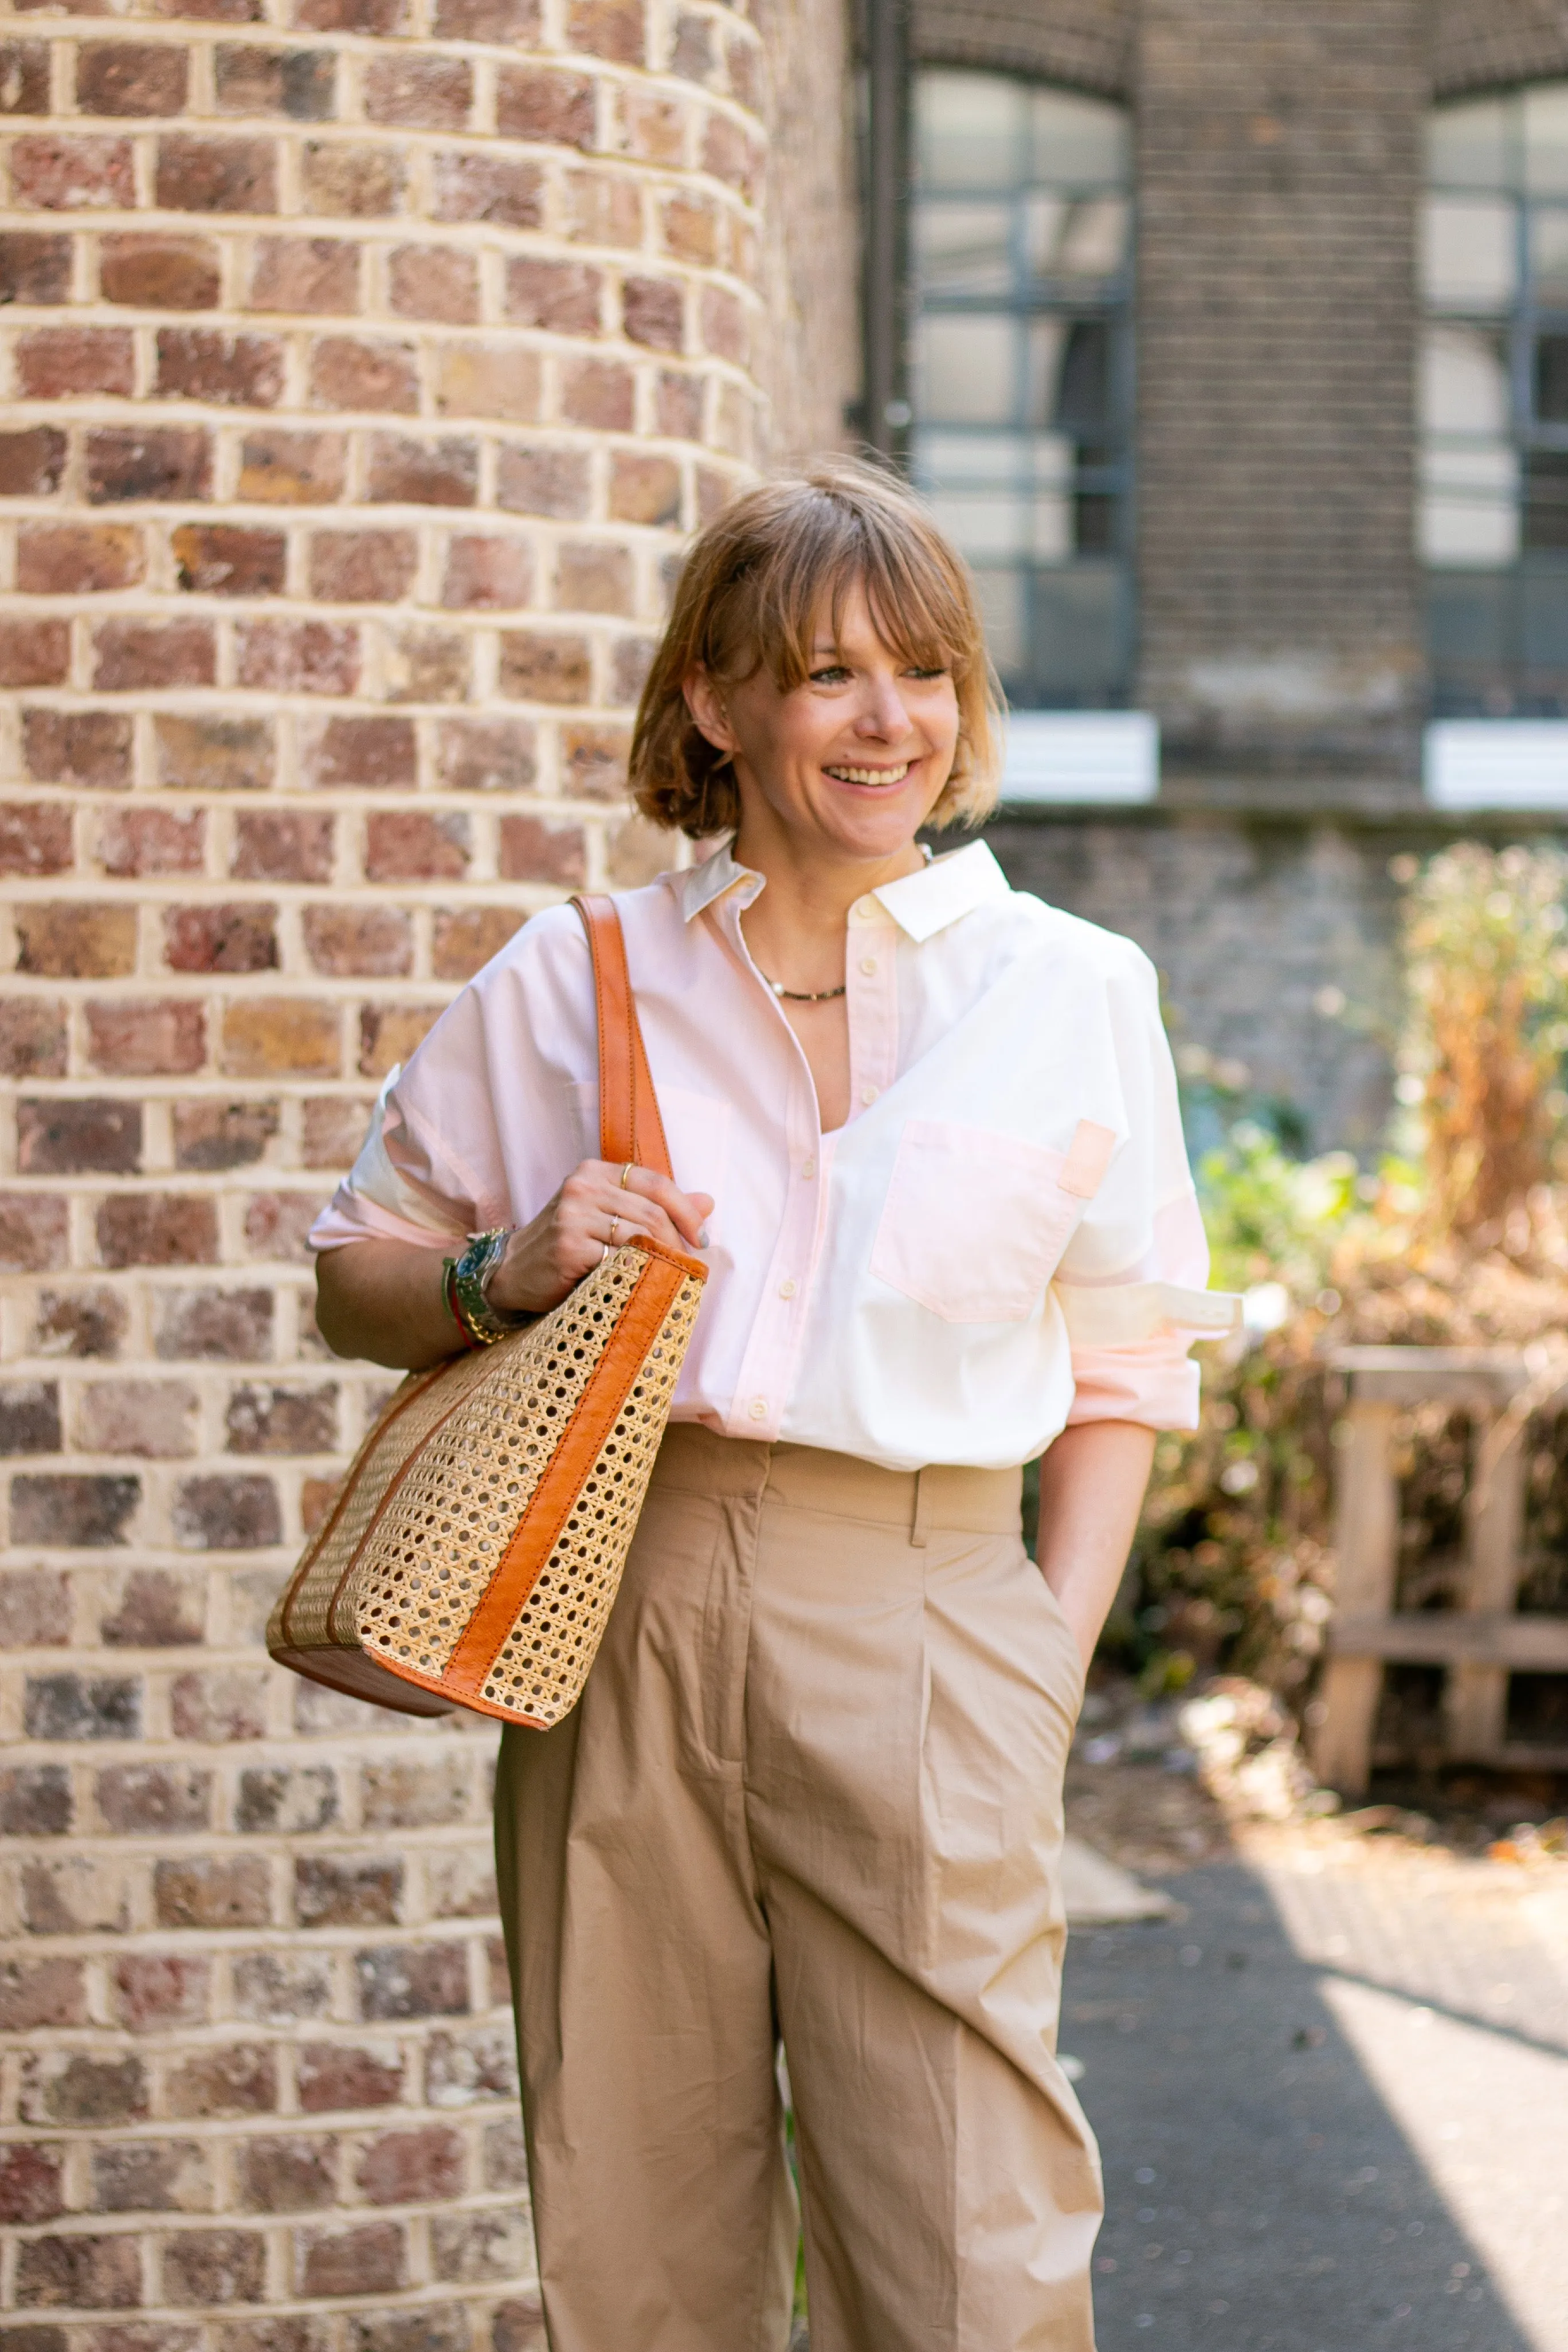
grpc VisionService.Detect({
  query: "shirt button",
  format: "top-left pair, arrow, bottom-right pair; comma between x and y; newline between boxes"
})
859,956 -> 878,975
854,896 -> 877,921
801,1158 -> 816,1180
748,1397 -> 768,1421
778,1277 -> 797,1299
860,1084 -> 879,1106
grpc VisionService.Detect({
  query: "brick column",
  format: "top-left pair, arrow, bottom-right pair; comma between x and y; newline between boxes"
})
1135,0 -> 1428,783
0,3 -> 767,2341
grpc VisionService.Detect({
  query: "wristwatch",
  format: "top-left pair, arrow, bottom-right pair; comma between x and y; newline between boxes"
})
443,1226 -> 530,1349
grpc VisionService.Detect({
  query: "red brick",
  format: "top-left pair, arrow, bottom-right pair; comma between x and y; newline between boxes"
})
173,1100 -> 279,1172
0,2145 -> 64,2226
91,2141 -> 213,2217
496,63 -> 596,147
297,2220 -> 405,2300
364,809 -> 469,881
17,1099 -> 139,1176
0,803 -> 72,877
302,905 -> 412,978
307,529 -> 416,603
168,1664 -> 269,1738
97,1762 -> 211,1833
97,1193 -> 218,1268
503,253 -> 602,333
357,1003 -> 441,1078
609,448 -> 681,524
0,232 -> 69,304
498,628 -> 592,703
425,2020 -> 517,2104
436,714 -> 537,793
87,1002 -> 207,1079
156,134 -> 277,214
236,2135 -> 339,2214
96,806 -> 204,877
302,1097 -> 372,1168
172,523 -> 286,597
18,522 -> 142,594
0,1566 -> 72,1648
701,282 -> 747,363
611,632 -> 655,700
110,1955 -> 210,2035
433,342 -> 543,424
556,538 -> 634,614
155,715 -> 275,793
498,812 -> 587,885
14,1479 -> 139,1550
236,618 -> 359,695
155,328 -> 284,407
299,0 -> 411,28
0,39 -> 49,117
86,424 -> 211,503
80,1383 -> 198,1457
656,366 -> 704,440
20,2046 -> 146,2124
364,53 -> 472,131
221,999 -> 340,1077
214,45 -> 336,121
93,617 -> 215,691
10,131 -> 134,210
385,624 -> 469,703
661,189 -> 719,264
0,1761 -> 72,1833
305,714 -> 416,789
153,1287 -> 272,1364
309,335 -> 418,414
569,0 -> 644,64
226,1381 -> 336,1452
563,161 -> 643,248
432,905 -> 527,979
164,2043 -> 276,2118
367,433 -> 478,508
242,1193 -> 322,1262
249,235 -> 358,314
669,7 -> 716,83
0,1003 -> 65,1079
154,1855 -> 272,1929
0,1958 -> 88,2033
0,1378 -> 60,1452
231,810 -> 334,884
15,2232 -> 141,2311
624,272 -> 684,352
76,40 -> 187,115
237,1761 -> 339,1834
237,428 -> 347,505
436,0 -> 539,30
387,243 -> 478,324
621,86 -> 687,167
295,2042 -> 403,2115
442,533 -> 533,610
26,708 -> 133,790
163,903 -> 278,974
0,618 -> 68,687
99,235 -> 221,311
356,2126 -> 464,2208
14,902 -> 138,977
0,425 -> 67,496
162,2229 -> 266,2308
560,352 -> 634,429
563,719 -> 632,798
300,139 -> 406,219
431,149 -> 543,229
704,109 -> 761,198
294,1855 -> 402,1928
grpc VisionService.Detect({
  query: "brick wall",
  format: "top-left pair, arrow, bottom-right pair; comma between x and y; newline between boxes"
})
0,1 -> 804,2342
1435,0 -> 1568,97
913,0 -> 1132,97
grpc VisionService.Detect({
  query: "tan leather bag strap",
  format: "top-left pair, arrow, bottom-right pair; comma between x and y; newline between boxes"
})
571,894 -> 673,1181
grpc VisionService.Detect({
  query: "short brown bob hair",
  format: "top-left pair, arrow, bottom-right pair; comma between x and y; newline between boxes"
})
629,457 -> 1004,838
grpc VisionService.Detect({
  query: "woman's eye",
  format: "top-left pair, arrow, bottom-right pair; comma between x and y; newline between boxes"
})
809,665 -> 851,684
905,665 -> 948,681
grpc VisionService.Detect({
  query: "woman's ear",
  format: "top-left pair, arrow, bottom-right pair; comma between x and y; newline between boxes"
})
683,668 -> 736,755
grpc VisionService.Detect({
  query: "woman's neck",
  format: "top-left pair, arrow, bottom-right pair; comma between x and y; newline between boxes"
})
730,815 -> 925,986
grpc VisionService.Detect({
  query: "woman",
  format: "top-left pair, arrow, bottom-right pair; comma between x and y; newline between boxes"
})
313,459 -> 1217,2351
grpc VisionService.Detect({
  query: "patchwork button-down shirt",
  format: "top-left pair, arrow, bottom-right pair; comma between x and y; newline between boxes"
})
311,838 -> 1228,1472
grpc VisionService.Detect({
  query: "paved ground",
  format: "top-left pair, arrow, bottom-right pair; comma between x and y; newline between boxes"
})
1064,1822 -> 1568,2352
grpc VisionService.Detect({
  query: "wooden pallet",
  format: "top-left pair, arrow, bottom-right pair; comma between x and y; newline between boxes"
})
1314,1346 -> 1568,1794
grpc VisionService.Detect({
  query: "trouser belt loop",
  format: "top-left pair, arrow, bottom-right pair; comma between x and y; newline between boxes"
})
911,1466 -> 931,1550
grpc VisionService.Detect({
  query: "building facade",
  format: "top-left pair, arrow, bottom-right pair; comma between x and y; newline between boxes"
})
1,1 -> 1565,2343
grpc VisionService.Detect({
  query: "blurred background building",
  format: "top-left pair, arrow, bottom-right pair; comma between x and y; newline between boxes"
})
0,2 -> 1564,2344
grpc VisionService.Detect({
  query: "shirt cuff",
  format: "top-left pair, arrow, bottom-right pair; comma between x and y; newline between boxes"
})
1065,1345 -> 1202,1433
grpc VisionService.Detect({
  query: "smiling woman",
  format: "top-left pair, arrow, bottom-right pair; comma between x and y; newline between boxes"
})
310,457 -> 1226,2351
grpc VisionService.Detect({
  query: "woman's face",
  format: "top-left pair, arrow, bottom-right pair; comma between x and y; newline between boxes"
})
685,580 -> 959,868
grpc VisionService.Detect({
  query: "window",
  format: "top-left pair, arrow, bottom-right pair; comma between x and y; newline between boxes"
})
1424,85 -> 1568,714
910,72 -> 1134,708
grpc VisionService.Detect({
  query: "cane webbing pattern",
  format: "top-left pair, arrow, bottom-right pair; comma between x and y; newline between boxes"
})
268,1239 -> 704,1726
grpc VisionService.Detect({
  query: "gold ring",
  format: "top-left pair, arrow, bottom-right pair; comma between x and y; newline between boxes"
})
599,1241 -> 611,1267
619,1161 -> 634,1189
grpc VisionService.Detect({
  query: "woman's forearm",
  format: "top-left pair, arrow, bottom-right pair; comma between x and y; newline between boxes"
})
315,1240 -> 462,1371
1033,1418 -> 1157,1669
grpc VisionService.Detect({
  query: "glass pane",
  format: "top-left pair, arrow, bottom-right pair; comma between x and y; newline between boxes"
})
1520,569 -> 1568,681
1028,317 -> 1112,434
915,314 -> 1017,425
916,71 -> 1025,191
1028,566 -> 1126,699
1421,442 -> 1521,566
927,489 -> 1026,563
1524,453 -> 1568,550
1028,87 -> 1128,186
1422,196 -> 1518,309
1538,334 -> 1568,425
1531,209 -> 1568,305
1428,96 -> 1512,193
970,566 -> 1026,676
915,201 -> 1013,298
1428,573 -> 1512,674
1025,193 -> 1128,281
1523,84 -> 1568,197
1421,323 -> 1511,434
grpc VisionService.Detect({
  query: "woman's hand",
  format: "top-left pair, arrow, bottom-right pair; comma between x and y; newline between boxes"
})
487,1161 -> 714,1319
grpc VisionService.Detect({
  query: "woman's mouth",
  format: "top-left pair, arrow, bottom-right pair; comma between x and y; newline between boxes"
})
822,761 -> 912,786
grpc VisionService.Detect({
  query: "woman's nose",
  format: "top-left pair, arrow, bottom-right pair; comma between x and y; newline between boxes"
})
856,677 -> 911,739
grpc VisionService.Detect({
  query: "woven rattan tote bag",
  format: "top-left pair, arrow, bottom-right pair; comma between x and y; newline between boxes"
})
268,896 -> 708,1727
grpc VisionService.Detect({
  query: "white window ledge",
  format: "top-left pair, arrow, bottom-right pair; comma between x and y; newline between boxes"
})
1425,721 -> 1568,810
999,711 -> 1160,805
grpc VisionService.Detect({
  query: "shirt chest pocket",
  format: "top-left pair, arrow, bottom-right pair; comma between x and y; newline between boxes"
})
869,1116 -> 1115,1324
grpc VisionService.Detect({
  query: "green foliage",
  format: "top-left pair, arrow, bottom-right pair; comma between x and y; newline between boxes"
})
1195,1122 -> 1357,1299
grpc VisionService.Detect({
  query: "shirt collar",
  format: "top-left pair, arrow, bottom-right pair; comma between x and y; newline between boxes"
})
672,836 -> 1011,943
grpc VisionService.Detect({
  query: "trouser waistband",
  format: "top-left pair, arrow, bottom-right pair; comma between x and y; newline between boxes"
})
650,1422 -> 1023,1544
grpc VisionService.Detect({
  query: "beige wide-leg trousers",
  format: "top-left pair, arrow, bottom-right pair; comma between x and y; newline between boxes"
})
493,1424 -> 1102,2352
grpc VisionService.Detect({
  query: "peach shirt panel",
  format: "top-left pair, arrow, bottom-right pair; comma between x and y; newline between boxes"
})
311,840 -> 1230,1473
